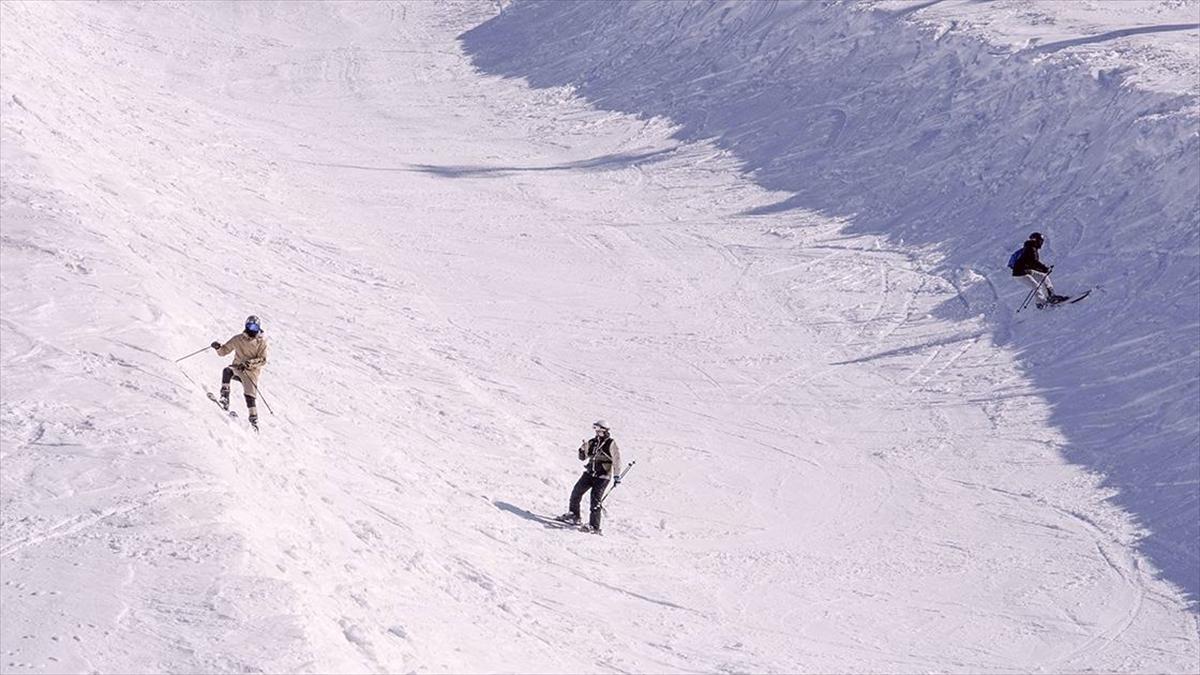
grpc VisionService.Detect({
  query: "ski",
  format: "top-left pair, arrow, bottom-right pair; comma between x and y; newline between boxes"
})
552,515 -> 602,534
1047,289 -> 1091,307
546,514 -> 604,534
550,515 -> 604,534
493,502 -> 610,535
207,392 -> 238,418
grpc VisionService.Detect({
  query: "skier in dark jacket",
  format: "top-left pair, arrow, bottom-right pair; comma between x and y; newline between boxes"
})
1012,232 -> 1067,307
558,420 -> 623,532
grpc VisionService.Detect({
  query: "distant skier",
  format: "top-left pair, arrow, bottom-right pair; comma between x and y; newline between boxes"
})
211,315 -> 268,430
558,420 -> 623,533
1011,232 -> 1068,307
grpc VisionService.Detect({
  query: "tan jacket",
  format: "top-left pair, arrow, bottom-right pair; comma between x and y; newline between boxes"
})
579,435 -> 621,479
217,332 -> 268,395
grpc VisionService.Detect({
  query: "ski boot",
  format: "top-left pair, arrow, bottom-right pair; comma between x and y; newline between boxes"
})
218,395 -> 230,411
1048,293 -> 1069,304
248,415 -> 259,433
555,513 -> 581,526
582,524 -> 602,535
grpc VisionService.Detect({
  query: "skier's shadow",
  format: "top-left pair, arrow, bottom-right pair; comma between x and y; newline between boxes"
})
493,500 -> 575,530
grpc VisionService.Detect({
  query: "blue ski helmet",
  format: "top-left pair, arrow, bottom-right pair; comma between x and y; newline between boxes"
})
244,315 -> 261,336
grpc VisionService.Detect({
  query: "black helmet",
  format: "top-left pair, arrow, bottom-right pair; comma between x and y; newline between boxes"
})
1029,232 -> 1044,242
244,315 -> 262,336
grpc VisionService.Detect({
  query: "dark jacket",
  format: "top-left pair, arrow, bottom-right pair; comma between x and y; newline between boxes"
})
579,435 -> 622,479
1011,239 -> 1050,276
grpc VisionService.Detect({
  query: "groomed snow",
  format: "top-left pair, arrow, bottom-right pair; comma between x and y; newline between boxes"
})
1,1 -> 1197,673
462,0 -> 1200,625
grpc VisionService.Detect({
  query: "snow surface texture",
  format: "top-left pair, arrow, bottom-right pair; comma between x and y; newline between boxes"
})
463,0 -> 1200,611
0,1 -> 1196,673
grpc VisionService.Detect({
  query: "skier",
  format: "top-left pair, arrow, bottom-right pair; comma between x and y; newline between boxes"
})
558,420 -> 623,533
211,315 -> 268,430
1011,232 -> 1068,307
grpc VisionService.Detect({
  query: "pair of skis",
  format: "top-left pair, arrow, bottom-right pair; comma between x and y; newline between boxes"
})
1031,289 -> 1091,310
550,516 -> 605,535
1041,289 -> 1091,307
207,392 -> 258,432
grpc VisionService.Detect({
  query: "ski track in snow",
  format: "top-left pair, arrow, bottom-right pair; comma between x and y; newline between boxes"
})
1,1 -> 1197,673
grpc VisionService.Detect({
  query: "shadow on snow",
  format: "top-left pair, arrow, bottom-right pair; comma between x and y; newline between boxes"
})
461,1 -> 1200,605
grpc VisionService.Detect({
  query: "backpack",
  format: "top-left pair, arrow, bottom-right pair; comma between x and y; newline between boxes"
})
1007,248 -> 1022,270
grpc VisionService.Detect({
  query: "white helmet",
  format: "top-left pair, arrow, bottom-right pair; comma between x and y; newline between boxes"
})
593,420 -> 610,432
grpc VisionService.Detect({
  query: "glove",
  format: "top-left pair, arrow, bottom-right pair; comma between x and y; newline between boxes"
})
1048,265 -> 1054,272
613,476 -> 622,485
210,341 -> 221,349
231,363 -> 244,372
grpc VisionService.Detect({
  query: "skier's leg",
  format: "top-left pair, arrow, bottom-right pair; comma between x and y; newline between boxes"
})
567,472 -> 591,521
1041,277 -> 1068,302
237,373 -> 259,429
244,395 -> 258,429
1022,272 -> 1052,303
588,476 -> 610,530
219,367 -> 234,407
1036,272 -> 1054,301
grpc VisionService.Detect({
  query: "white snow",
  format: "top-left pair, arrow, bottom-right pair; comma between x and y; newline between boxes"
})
1,1 -> 1197,673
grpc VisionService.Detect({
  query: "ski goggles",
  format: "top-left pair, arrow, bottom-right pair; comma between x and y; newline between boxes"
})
245,322 -> 261,333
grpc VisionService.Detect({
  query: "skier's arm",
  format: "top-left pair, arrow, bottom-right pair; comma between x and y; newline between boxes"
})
578,440 -> 588,462
609,441 -> 622,481
215,335 -> 239,357
1025,244 -> 1051,274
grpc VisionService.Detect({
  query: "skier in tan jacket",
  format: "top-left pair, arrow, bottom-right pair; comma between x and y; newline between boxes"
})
211,315 -> 268,430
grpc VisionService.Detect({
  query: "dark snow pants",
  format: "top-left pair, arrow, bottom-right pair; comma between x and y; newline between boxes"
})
221,367 -> 258,419
569,471 -> 610,530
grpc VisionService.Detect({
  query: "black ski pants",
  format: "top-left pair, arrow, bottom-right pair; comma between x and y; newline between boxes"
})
569,471 -> 610,529
221,367 -> 257,418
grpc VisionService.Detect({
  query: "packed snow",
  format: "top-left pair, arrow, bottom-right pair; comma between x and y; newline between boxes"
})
1,1 -> 1197,673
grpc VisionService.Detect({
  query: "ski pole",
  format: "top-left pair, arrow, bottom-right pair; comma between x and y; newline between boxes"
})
174,345 -> 212,363
593,460 -> 636,512
243,371 -> 275,415
1017,271 -> 1050,313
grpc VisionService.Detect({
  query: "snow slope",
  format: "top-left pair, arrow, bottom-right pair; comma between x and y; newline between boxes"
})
463,0 -> 1200,614
1,1 -> 1197,673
